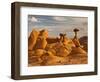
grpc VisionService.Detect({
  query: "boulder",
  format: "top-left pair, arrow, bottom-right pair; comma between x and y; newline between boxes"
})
33,49 -> 46,57
40,51 -> 66,65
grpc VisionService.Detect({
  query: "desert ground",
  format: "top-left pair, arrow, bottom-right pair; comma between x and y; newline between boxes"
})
28,28 -> 88,66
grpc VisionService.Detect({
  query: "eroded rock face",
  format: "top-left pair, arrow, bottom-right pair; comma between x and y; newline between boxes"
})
28,49 -> 46,66
52,43 -> 71,57
39,29 -> 48,38
46,41 -> 75,57
28,29 -> 39,50
33,29 -> 48,50
40,51 -> 66,65
28,55 -> 42,66
70,47 -> 87,56
72,38 -> 81,47
29,49 -> 46,57
34,36 -> 47,50
28,29 -> 88,66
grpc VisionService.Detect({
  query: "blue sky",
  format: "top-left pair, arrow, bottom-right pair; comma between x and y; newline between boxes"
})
28,15 -> 88,38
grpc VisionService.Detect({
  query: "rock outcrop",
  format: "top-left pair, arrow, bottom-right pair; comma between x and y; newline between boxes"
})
28,29 -> 39,50
28,28 -> 88,66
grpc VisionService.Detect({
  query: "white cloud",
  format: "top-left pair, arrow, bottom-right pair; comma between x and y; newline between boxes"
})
31,17 -> 38,22
53,16 -> 66,21
72,17 -> 87,23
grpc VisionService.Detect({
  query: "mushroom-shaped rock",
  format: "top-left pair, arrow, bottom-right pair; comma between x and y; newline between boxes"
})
59,33 -> 66,42
73,28 -> 81,47
73,28 -> 79,39
59,33 -> 75,48
74,28 -> 79,32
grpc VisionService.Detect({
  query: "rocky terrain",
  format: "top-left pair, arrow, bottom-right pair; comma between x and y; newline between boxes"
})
79,36 -> 88,52
28,28 -> 88,66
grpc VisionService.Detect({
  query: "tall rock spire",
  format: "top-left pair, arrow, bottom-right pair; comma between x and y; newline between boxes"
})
72,28 -> 81,47
73,28 -> 79,39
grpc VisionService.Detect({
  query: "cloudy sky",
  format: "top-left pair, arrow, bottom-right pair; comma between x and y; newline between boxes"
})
28,15 -> 88,38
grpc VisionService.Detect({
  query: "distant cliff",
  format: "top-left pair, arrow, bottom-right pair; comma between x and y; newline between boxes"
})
79,36 -> 88,51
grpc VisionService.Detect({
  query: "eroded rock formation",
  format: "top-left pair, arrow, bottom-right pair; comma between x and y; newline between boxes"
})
28,28 -> 87,66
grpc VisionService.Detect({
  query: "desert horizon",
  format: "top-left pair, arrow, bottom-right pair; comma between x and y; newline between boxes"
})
28,15 -> 88,38
28,15 -> 88,66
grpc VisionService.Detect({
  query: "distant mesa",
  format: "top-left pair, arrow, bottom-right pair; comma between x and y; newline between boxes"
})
79,36 -> 88,51
79,36 -> 88,44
